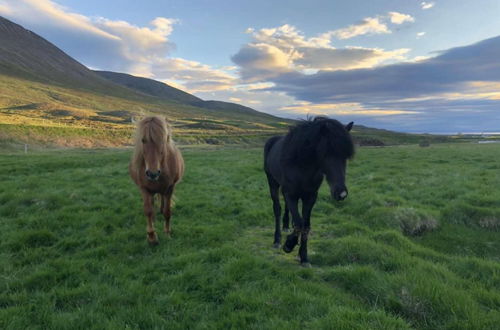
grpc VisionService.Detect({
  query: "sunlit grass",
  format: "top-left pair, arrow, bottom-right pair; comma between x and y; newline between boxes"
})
0,144 -> 499,329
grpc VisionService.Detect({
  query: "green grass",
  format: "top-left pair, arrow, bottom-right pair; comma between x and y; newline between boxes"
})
1,144 -> 499,329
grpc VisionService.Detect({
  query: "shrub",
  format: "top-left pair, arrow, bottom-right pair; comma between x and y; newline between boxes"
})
478,217 -> 500,231
393,207 -> 439,236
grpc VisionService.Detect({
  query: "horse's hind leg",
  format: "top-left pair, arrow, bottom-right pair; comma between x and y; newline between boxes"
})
141,190 -> 158,245
267,174 -> 281,248
161,187 -> 174,237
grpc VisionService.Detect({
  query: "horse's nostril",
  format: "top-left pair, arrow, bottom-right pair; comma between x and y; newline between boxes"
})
146,169 -> 160,180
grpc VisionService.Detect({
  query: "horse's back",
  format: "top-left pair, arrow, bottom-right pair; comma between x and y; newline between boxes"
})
264,136 -> 285,183
264,135 -> 284,163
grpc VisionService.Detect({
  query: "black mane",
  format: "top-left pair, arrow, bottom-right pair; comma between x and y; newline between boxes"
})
282,116 -> 355,164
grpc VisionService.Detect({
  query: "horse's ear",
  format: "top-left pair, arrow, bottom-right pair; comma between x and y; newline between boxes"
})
345,122 -> 354,132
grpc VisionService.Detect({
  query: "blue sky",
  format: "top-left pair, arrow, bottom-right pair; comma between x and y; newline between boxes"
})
1,0 -> 500,133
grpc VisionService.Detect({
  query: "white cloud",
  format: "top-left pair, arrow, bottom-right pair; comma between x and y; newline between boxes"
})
232,23 -> 410,82
151,57 -> 237,93
421,2 -> 435,10
416,32 -> 426,39
280,101 -> 418,116
0,0 -> 118,40
327,16 -> 390,40
388,12 -> 415,24
0,3 -> 12,14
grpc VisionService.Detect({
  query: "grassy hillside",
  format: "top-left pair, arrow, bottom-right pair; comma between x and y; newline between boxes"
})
0,73 -> 292,147
1,144 -> 499,329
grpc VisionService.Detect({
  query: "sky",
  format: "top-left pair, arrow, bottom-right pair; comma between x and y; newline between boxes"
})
1,0 -> 500,133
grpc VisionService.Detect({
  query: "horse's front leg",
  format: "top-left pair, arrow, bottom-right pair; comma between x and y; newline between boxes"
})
282,193 -> 303,253
141,190 -> 158,245
161,187 -> 174,237
282,190 -> 290,232
298,192 -> 317,266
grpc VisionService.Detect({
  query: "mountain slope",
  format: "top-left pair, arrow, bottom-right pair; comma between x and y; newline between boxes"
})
0,16 -> 129,93
94,70 -> 203,105
94,70 -> 279,120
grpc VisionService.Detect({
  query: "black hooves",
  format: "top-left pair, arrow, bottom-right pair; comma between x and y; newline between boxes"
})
283,234 -> 299,253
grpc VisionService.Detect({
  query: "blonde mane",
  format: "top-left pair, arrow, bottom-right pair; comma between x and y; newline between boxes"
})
132,116 -> 172,170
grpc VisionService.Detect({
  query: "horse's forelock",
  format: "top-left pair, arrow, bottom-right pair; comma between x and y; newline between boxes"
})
284,117 -> 355,162
132,117 -> 171,168
136,117 -> 170,146
320,119 -> 355,159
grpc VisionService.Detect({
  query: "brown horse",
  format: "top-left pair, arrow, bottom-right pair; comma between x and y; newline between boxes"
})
129,116 -> 184,245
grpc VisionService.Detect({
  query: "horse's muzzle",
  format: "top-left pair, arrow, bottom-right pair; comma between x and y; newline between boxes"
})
146,170 -> 161,181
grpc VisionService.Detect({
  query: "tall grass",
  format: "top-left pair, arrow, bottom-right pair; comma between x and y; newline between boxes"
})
0,144 -> 499,329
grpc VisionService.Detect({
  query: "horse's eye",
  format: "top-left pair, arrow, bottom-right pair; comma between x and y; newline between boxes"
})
142,138 -> 147,144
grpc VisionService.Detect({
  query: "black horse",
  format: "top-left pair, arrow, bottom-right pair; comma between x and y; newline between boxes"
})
264,117 -> 354,266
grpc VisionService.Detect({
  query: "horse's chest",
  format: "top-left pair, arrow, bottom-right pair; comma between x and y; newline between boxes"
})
143,177 -> 171,194
285,170 -> 323,193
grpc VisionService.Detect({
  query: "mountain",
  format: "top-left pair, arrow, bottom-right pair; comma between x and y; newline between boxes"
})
0,16 -> 292,147
94,70 -> 203,105
94,70 -> 279,119
0,16 -> 128,93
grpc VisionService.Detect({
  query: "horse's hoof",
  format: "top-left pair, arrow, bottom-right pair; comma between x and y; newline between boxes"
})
147,232 -> 159,245
301,262 -> 312,268
282,228 -> 291,233
283,234 -> 298,253
148,239 -> 159,246
283,243 -> 295,253
273,242 -> 280,249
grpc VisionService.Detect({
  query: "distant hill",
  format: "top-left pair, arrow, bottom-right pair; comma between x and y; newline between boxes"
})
94,70 -> 279,120
94,70 -> 203,105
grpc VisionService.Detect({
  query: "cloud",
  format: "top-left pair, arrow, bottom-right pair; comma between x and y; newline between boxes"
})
232,24 -> 411,82
151,57 -> 237,93
388,12 -> 415,24
421,2 -> 435,10
279,101 -> 418,116
0,0 -> 236,92
0,3 -> 12,14
327,16 -> 390,40
231,42 -> 295,82
417,32 -> 426,39
265,35 -> 500,131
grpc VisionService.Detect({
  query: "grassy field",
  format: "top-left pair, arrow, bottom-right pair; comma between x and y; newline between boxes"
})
0,143 -> 499,329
